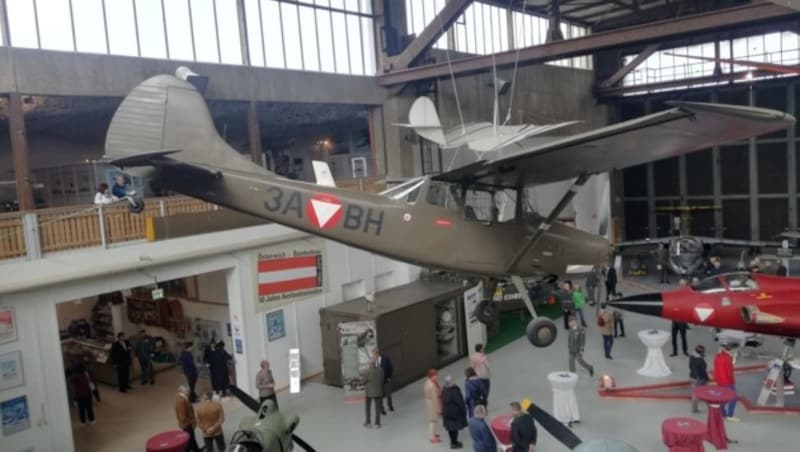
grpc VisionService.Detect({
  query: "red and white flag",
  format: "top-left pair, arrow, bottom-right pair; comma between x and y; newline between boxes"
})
258,255 -> 322,296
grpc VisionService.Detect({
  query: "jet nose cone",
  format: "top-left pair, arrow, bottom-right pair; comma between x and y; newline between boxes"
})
609,293 -> 664,317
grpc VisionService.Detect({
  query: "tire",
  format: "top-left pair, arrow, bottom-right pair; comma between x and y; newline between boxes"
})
526,318 -> 557,348
128,197 -> 145,214
473,299 -> 498,325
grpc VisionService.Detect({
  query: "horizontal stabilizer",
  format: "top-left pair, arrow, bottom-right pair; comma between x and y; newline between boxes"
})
108,149 -> 181,167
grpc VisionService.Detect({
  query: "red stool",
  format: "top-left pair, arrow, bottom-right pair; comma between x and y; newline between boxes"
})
662,417 -> 706,452
146,430 -> 190,452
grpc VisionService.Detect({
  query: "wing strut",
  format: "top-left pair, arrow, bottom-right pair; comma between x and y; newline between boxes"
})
506,173 -> 591,273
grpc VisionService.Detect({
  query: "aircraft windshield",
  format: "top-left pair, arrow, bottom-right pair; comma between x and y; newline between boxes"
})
725,273 -> 759,291
426,181 -> 460,210
691,276 -> 724,293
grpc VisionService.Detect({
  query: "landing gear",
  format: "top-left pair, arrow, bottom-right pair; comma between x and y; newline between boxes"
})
511,275 -> 557,348
473,299 -> 499,324
526,317 -> 557,348
124,193 -> 145,214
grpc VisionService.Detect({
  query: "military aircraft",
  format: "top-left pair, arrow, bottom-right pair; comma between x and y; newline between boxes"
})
228,385 -> 313,451
103,72 -> 793,348
610,272 -> 800,339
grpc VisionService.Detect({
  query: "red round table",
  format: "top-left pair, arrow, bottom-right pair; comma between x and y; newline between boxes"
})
491,414 -> 513,446
662,417 -> 707,452
146,430 -> 190,452
694,386 -> 736,450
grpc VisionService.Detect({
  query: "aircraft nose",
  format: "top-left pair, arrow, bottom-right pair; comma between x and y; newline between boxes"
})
608,293 -> 663,317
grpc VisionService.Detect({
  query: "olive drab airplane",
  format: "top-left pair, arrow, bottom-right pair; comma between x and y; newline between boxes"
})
103,72 -> 794,349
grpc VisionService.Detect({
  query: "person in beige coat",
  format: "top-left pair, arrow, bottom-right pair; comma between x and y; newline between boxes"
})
195,392 -> 225,452
598,303 -> 614,359
424,368 -> 442,443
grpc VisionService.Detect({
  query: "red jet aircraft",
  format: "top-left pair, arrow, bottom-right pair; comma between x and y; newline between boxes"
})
610,272 -> 800,339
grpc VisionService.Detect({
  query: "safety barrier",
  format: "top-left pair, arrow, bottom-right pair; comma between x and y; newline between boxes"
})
0,177 -> 384,261
0,197 -> 217,260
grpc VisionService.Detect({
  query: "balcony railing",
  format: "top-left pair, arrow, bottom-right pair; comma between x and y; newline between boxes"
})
0,177 -> 386,261
0,196 -> 217,261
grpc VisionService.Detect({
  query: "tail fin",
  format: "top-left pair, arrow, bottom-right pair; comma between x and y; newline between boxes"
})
104,74 -> 269,176
393,96 -> 447,147
311,161 -> 336,187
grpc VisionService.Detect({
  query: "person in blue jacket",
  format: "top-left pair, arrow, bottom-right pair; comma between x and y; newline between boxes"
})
464,367 -> 487,418
468,405 -> 497,452
179,341 -> 198,402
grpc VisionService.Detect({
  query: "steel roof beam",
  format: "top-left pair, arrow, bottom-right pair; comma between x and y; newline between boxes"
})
377,1 -> 796,86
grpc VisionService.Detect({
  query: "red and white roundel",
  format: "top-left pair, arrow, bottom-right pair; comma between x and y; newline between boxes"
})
694,303 -> 715,323
306,193 -> 343,229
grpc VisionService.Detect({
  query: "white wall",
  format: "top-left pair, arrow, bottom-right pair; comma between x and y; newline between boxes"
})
0,231 -> 418,452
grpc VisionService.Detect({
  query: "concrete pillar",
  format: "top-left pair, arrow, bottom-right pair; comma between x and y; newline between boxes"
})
368,106 -> 386,176
710,91 -> 723,237
226,255 -> 264,396
748,86 -> 759,240
248,100 -> 263,164
7,92 -> 35,211
546,0 -> 564,43
788,83 -> 797,232
236,0 -> 251,66
380,95 -> 415,179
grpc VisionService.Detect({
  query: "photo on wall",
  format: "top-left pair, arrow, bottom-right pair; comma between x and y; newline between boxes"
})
339,320 -> 377,402
266,310 -> 286,342
0,351 -> 24,392
0,307 -> 17,345
1,395 -> 30,436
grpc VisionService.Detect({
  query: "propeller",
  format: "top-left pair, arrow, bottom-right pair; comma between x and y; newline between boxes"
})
228,385 -> 316,452
527,403 -> 583,449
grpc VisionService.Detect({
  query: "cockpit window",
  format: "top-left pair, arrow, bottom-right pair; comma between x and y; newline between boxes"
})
426,181 -> 460,210
691,276 -> 724,293
725,273 -> 759,291
383,178 -> 426,203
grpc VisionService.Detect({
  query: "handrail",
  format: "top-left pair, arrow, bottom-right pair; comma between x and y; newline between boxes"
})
0,196 -> 216,260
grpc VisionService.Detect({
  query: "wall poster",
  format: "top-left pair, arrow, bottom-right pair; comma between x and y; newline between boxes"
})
189,318 -> 223,379
0,351 -> 24,391
339,321 -> 377,402
1,395 -> 30,436
266,310 -> 286,342
255,239 -> 327,312
0,307 -> 17,345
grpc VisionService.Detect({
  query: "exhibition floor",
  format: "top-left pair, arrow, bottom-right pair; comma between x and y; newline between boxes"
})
78,278 -> 797,452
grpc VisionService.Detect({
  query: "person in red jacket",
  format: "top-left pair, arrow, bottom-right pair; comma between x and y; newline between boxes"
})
713,344 -> 739,422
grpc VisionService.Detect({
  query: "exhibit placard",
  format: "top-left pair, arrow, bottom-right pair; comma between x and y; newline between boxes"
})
289,348 -> 301,394
463,283 -> 486,355
255,239 -> 327,311
339,321 -> 377,402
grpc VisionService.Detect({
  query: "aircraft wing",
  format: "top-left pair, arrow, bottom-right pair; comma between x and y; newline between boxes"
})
695,236 -> 781,248
432,102 -> 794,188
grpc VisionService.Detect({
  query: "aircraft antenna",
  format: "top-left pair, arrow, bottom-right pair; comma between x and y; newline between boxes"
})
504,0 -> 526,126
437,10 -> 466,135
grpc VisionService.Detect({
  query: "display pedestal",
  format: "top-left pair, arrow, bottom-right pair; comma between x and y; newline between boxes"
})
548,371 -> 579,424
637,329 -> 671,378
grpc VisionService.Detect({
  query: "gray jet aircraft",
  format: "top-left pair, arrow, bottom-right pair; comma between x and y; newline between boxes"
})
103,72 -> 793,349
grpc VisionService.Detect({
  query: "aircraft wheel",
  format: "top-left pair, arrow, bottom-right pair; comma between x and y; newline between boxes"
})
473,299 -> 498,325
526,318 -> 557,348
128,197 -> 145,214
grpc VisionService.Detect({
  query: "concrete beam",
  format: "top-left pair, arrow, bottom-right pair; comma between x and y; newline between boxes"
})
377,2 -> 797,86
0,47 -> 386,105
388,0 -> 473,71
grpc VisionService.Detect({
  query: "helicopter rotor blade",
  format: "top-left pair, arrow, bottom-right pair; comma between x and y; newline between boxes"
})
228,385 -> 261,413
528,404 -> 582,449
